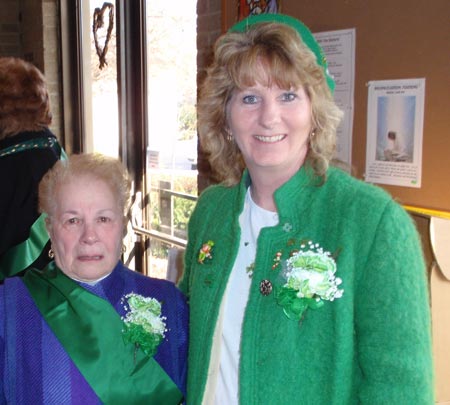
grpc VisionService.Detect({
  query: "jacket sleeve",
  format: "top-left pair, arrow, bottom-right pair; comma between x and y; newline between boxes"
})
355,200 -> 434,403
172,285 -> 189,399
0,285 -> 6,404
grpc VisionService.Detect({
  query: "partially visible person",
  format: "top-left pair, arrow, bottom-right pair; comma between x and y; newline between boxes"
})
0,57 -> 65,280
384,130 -> 409,162
0,153 -> 188,404
179,14 -> 434,404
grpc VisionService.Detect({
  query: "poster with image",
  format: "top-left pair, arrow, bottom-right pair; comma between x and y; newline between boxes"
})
365,78 -> 425,188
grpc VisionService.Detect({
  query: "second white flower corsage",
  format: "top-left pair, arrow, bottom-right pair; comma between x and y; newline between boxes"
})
275,241 -> 344,321
121,293 -> 167,357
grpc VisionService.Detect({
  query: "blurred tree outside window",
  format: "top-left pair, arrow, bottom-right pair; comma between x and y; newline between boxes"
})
145,0 -> 198,278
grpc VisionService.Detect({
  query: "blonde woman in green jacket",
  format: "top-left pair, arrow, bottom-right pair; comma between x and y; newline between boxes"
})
179,14 -> 434,404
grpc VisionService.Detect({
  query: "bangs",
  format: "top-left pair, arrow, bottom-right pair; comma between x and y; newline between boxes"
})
228,46 -> 303,90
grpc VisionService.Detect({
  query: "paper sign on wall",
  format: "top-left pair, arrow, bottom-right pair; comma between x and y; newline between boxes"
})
365,78 -> 425,188
314,29 -> 355,167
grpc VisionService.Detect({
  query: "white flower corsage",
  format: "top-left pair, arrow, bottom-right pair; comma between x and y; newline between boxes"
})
121,293 -> 167,357
275,241 -> 344,321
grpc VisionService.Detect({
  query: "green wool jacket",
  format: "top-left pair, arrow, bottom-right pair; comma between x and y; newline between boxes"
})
179,166 -> 434,405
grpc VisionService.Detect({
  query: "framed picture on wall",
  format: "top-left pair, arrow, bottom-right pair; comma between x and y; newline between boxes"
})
238,0 -> 281,20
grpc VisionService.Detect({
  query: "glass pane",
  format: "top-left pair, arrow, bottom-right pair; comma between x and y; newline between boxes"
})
145,1 -> 197,278
87,1 -> 119,157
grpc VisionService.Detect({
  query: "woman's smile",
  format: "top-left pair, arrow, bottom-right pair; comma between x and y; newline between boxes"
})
253,134 -> 286,143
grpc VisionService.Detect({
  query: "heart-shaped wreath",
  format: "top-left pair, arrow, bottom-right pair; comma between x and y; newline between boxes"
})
93,2 -> 114,70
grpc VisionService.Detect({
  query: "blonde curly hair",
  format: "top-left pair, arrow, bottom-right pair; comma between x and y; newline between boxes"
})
198,21 -> 343,186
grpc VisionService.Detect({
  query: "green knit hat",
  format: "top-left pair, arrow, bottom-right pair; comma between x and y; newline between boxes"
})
229,13 -> 335,93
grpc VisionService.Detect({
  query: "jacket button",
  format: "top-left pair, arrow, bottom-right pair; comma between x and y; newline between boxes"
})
259,279 -> 273,296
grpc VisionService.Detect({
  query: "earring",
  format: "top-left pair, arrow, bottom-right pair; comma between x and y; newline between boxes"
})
225,128 -> 233,142
309,129 -> 316,140
48,248 -> 55,259
122,244 -> 127,254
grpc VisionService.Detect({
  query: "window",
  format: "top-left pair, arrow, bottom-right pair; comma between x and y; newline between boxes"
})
144,0 -> 198,278
89,1 -> 119,157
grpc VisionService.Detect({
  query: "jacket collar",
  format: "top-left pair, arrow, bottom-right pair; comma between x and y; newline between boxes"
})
239,166 -> 326,223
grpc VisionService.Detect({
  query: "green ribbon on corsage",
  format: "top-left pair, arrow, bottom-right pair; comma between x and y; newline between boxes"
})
275,286 -> 324,321
23,263 -> 183,405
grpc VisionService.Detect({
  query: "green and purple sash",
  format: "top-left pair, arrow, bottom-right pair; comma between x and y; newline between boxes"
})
23,263 -> 183,404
